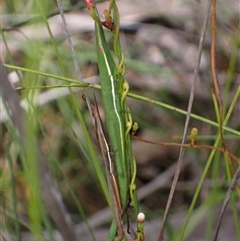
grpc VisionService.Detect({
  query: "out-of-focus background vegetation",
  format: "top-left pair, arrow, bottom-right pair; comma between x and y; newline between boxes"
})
1,0 -> 239,241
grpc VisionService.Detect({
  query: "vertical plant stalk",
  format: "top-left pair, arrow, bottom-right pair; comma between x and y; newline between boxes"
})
210,0 -> 238,210
158,1 -> 212,240
55,0 -> 92,115
210,0 -> 237,183
210,0 -> 222,106
210,0 -> 226,151
213,165 -> 240,241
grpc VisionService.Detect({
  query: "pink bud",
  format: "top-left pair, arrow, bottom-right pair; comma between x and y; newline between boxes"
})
84,0 -> 94,6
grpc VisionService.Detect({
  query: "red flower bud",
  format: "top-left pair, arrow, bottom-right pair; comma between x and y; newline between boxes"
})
84,0 -> 94,6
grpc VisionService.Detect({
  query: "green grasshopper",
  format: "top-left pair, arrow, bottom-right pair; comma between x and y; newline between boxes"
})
95,21 -> 130,241
85,0 -> 140,240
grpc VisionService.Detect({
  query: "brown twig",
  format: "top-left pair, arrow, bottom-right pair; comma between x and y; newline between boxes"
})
210,0 -> 226,151
91,96 -> 125,241
210,0 -> 237,193
131,135 -> 240,165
